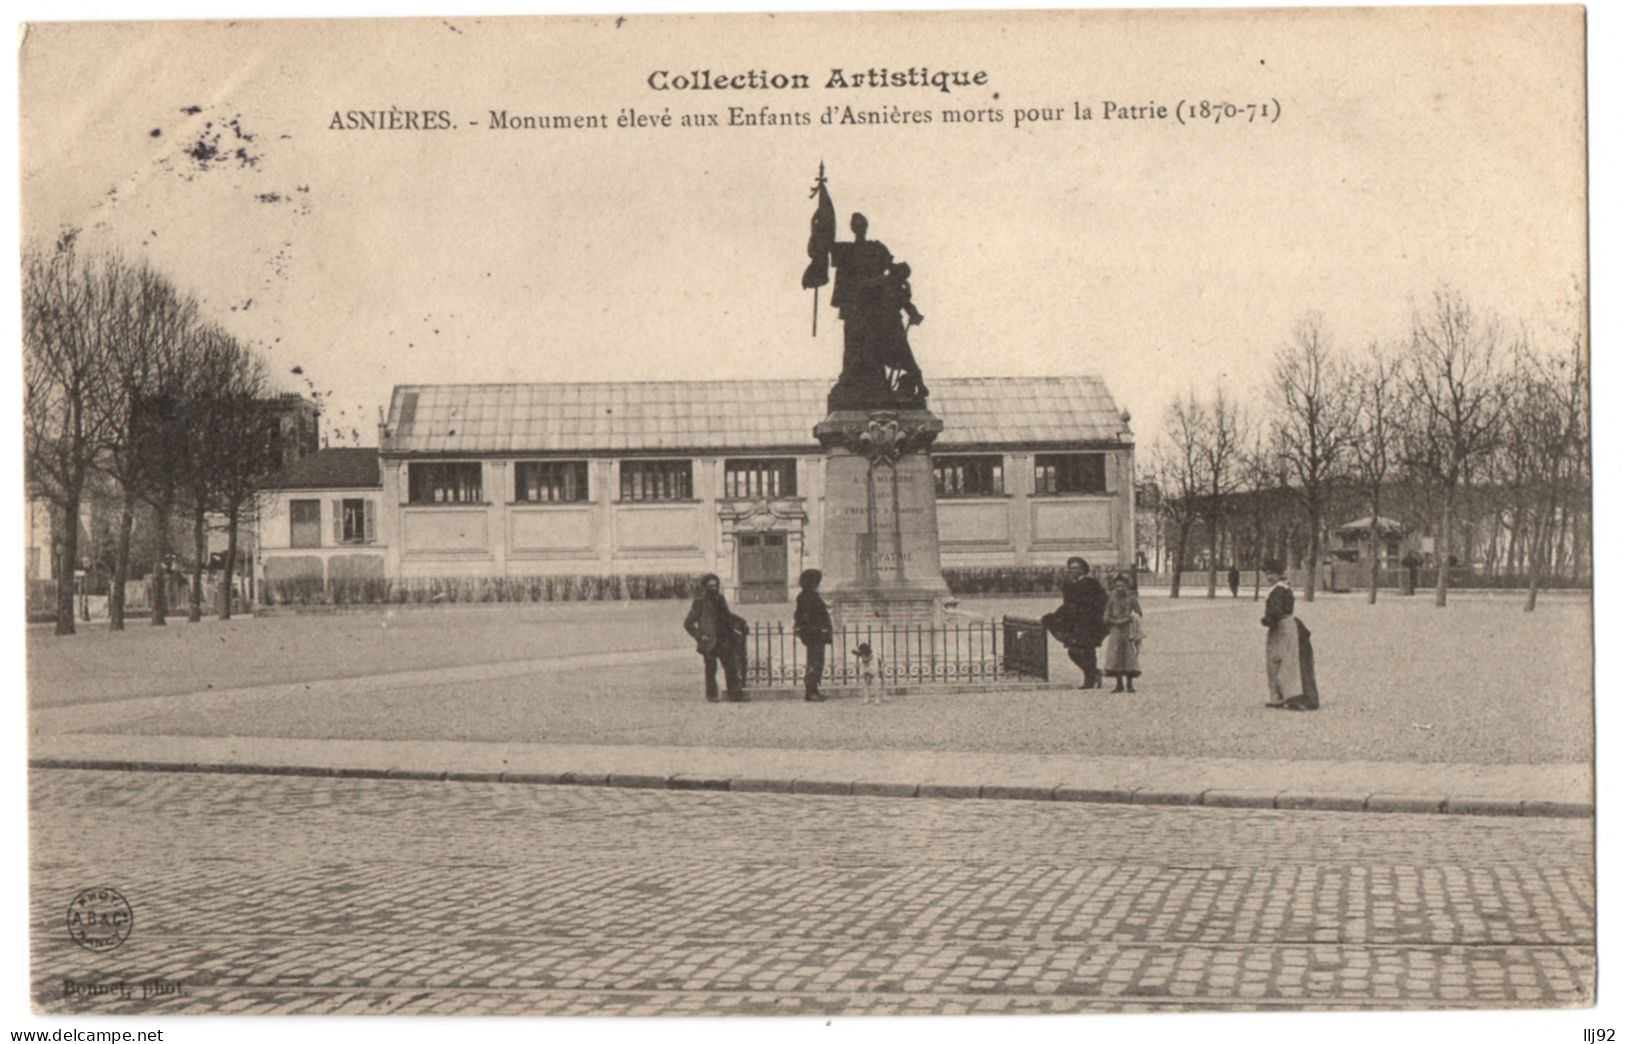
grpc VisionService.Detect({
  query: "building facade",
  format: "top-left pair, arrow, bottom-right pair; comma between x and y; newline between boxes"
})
255,447 -> 387,598
259,394 -> 323,467
356,377 -> 1134,603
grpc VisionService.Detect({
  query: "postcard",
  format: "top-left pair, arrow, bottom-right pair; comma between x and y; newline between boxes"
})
18,5 -> 1592,1024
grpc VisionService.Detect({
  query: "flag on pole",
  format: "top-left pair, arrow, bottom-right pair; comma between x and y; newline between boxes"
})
801,164 -> 834,291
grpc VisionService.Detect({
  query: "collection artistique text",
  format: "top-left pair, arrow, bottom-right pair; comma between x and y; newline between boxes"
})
647,67 -> 990,94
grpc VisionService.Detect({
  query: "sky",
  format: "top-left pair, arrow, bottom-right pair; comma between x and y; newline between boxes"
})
17,6 -> 1588,448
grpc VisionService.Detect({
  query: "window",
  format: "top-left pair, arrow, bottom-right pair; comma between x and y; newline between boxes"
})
1034,453 -> 1107,495
933,455 -> 1004,497
515,461 -> 589,503
338,498 -> 375,544
408,462 -> 483,504
289,499 -> 322,548
724,459 -> 797,499
620,459 -> 692,501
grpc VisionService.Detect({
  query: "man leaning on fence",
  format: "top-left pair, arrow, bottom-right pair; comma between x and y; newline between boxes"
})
794,568 -> 832,702
684,573 -> 750,703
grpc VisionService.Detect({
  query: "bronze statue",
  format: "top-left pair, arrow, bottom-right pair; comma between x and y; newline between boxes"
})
802,166 -> 929,410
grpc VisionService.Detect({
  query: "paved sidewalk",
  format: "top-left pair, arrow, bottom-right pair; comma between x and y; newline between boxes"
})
30,731 -> 1591,818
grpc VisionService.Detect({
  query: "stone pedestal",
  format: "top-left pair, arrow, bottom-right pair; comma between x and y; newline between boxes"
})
813,408 -> 950,630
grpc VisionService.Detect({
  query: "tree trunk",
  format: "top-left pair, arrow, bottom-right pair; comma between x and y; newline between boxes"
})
1434,497 -> 1453,608
1169,525 -> 1191,598
219,506 -> 239,620
1367,497 -> 1381,605
188,502 -> 206,623
1303,505 -> 1321,602
1523,513 -> 1545,613
1551,507 -> 1569,580
1525,492 -> 1558,612
1572,499 -> 1590,582
1205,523 -> 1219,599
151,495 -> 172,626
53,492 -> 80,636
109,487 -> 135,631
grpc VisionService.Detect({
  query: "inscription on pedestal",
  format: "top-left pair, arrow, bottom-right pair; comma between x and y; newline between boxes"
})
816,408 -> 949,626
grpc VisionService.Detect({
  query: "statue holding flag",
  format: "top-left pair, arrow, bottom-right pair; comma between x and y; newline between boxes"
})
802,165 -> 930,411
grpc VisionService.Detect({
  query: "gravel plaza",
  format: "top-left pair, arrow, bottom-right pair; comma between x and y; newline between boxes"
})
29,590 -> 1593,768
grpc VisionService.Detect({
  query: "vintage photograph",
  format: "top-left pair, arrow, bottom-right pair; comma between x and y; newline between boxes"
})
16,4 -> 1593,1026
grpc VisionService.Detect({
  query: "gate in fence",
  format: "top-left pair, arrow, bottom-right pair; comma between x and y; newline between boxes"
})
741,616 -> 1048,690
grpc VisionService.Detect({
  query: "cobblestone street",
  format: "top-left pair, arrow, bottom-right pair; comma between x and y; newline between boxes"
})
29,769 -> 1594,1015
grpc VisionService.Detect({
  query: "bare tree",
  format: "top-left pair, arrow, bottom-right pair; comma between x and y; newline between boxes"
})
22,236 -> 119,636
95,263 -> 199,630
132,321 -> 209,626
1133,466 -> 1165,575
1196,384 -> 1247,598
179,326 -> 245,617
1270,313 -> 1353,602
1399,288 -> 1510,607
1349,341 -> 1400,604
194,339 -> 281,620
1235,435 -> 1281,600
1506,329 -> 1587,611
1154,392 -> 1207,598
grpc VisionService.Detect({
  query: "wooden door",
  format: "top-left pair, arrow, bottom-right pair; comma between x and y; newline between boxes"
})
737,533 -> 788,604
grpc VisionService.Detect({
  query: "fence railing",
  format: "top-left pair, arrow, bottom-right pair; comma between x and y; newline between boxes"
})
741,616 -> 1048,690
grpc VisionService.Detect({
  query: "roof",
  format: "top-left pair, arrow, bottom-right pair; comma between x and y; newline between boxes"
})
1336,515 -> 1406,534
265,447 -> 381,490
381,377 -> 1130,455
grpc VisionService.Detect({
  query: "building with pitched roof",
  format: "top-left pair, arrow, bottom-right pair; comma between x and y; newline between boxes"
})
255,447 -> 387,597
360,376 -> 1134,603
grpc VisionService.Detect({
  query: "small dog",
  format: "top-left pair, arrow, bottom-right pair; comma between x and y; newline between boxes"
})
853,643 -> 885,704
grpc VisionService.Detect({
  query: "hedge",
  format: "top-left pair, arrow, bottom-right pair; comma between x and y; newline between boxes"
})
263,572 -> 707,607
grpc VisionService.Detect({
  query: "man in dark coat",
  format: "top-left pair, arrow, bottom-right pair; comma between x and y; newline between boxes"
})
793,568 -> 833,702
684,573 -> 749,702
1042,556 -> 1110,689
1227,564 -> 1242,599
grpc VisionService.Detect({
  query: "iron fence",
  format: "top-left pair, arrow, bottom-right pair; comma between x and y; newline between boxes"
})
741,616 -> 1048,690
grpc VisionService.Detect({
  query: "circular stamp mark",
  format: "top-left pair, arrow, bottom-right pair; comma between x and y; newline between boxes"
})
66,887 -> 134,952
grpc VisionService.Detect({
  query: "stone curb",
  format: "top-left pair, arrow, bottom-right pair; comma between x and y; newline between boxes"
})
26,758 -> 1591,819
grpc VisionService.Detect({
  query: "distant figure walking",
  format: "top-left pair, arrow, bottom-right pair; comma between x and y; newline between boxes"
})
794,568 -> 832,702
1042,556 -> 1109,689
1261,560 -> 1320,711
1102,573 -> 1144,692
854,642 -> 885,704
1227,564 -> 1241,599
684,573 -> 749,703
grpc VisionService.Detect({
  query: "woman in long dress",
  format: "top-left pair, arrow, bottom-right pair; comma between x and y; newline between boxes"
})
1102,573 -> 1143,692
1261,560 -> 1320,711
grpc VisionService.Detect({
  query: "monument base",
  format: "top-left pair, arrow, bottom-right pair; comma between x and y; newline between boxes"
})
814,407 -> 950,631
828,587 -> 943,631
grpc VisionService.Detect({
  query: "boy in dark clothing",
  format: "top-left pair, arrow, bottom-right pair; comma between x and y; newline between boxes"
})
684,573 -> 749,702
793,569 -> 833,702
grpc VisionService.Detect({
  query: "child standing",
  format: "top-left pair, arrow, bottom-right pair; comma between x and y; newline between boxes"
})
853,642 -> 885,704
1102,573 -> 1144,693
793,569 -> 832,702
